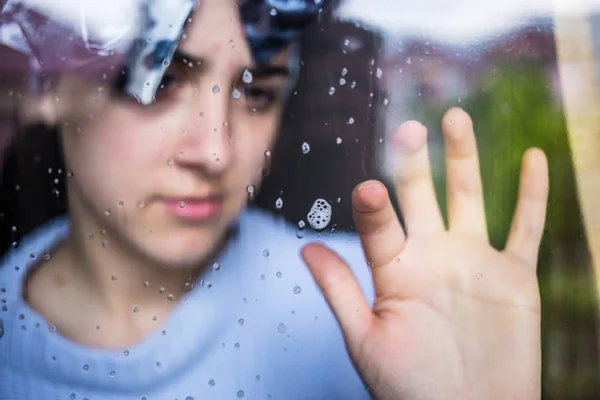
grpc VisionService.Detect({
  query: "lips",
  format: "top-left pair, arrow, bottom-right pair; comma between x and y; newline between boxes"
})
161,196 -> 224,221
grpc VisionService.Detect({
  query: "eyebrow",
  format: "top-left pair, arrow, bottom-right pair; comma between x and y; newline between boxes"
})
171,50 -> 290,80
249,65 -> 290,80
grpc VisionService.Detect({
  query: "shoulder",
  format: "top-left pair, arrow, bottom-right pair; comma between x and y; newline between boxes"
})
0,217 -> 70,301
232,208 -> 373,399
238,207 -> 374,303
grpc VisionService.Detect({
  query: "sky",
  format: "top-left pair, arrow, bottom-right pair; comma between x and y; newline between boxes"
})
337,0 -> 600,43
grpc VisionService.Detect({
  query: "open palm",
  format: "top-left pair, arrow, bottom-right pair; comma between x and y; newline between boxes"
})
302,108 -> 548,400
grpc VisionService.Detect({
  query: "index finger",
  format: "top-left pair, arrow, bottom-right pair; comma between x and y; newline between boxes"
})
352,180 -> 407,298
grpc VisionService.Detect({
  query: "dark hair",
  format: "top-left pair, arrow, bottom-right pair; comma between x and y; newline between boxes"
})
0,121 -> 67,254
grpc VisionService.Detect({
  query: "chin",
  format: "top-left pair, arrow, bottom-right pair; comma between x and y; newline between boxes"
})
133,224 -> 227,269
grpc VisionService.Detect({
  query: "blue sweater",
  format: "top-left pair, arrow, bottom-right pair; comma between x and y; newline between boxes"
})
0,208 -> 374,400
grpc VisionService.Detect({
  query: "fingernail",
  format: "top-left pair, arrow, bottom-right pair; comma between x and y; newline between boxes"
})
356,181 -> 383,192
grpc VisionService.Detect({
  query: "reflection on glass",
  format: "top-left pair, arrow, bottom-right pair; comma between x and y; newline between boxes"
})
0,0 -> 598,399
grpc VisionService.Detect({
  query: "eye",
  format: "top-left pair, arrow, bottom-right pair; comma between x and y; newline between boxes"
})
242,86 -> 278,112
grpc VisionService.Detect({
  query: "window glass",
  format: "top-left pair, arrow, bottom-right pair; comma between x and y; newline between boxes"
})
0,1 -> 599,399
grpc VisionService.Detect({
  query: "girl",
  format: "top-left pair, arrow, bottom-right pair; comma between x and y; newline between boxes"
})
0,0 -> 549,399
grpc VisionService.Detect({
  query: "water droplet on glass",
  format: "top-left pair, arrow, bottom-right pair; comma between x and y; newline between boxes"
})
269,7 -> 277,16
301,142 -> 310,154
476,273 -> 483,280
167,158 -> 174,165
339,78 -> 346,85
83,364 -> 89,371
109,371 -> 116,378
111,275 -> 117,281
383,98 -> 389,106
276,271 -> 282,279
265,150 -> 271,157
212,85 -> 220,94
179,201 -> 186,208
186,397 -> 195,400
376,68 -> 383,79
49,324 -> 57,333
213,262 -> 221,271
341,67 -> 348,76
336,137 -> 342,145
242,69 -> 253,84
293,286 -> 302,295
238,318 -> 244,325
328,87 -> 336,96
123,349 -> 130,356
307,199 -> 332,230
395,257 -> 401,263
347,117 -> 355,125
296,220 -> 306,238
277,323 -> 287,334
262,249 -> 270,257
209,379 -> 216,386
133,305 -> 139,313
232,88 -> 242,100
275,197 -> 283,209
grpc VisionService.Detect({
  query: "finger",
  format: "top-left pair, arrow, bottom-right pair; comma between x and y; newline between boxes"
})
392,121 -> 445,236
352,180 -> 406,299
301,243 -> 373,349
442,108 -> 488,238
353,180 -> 406,268
505,148 -> 549,268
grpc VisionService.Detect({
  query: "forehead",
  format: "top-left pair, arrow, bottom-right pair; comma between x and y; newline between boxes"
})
176,0 -> 290,72
177,0 -> 253,67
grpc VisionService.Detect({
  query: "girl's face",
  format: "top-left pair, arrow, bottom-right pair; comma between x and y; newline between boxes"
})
43,0 -> 291,267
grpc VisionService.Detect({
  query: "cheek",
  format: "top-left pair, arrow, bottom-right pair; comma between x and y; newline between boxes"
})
231,115 -> 279,184
62,113 -> 169,201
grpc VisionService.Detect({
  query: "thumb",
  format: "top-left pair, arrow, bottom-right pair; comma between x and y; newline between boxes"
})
301,243 -> 373,349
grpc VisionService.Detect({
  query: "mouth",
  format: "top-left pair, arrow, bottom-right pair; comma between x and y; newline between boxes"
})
160,195 -> 224,221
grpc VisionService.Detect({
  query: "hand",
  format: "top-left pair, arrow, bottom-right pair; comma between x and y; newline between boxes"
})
302,108 -> 548,400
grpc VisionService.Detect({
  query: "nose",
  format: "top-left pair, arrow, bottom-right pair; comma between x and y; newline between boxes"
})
174,81 -> 233,175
